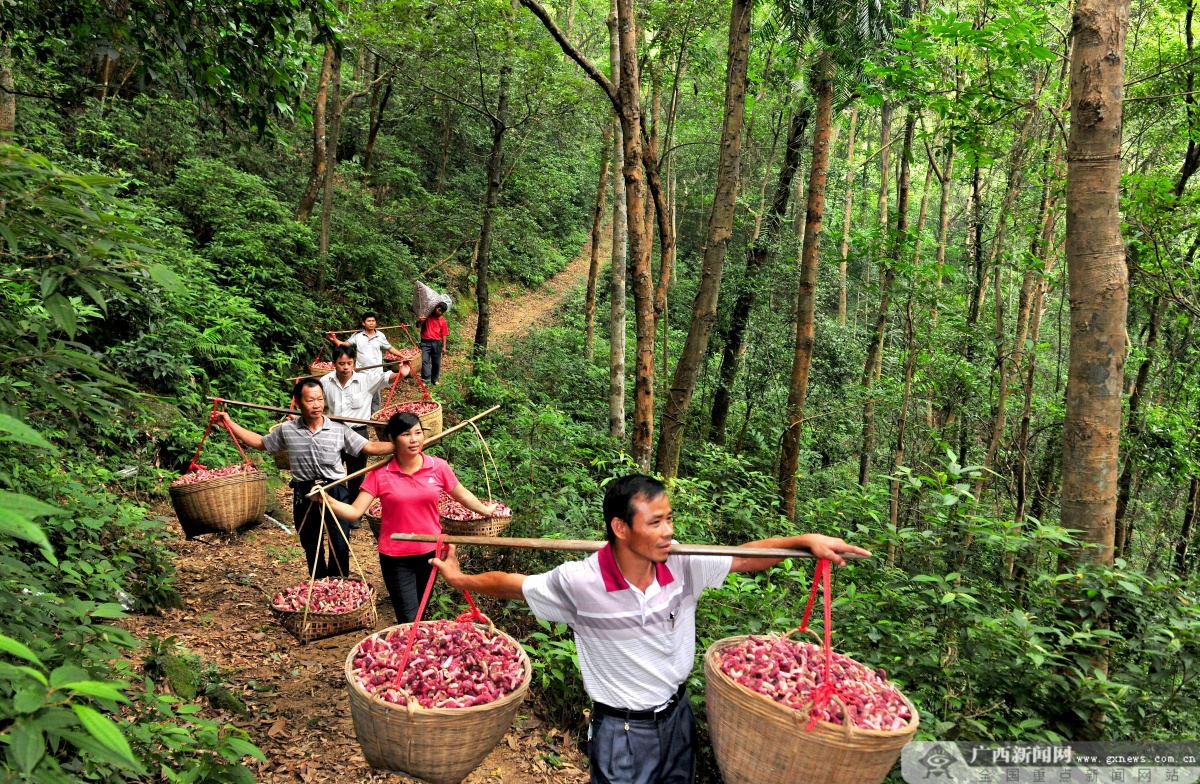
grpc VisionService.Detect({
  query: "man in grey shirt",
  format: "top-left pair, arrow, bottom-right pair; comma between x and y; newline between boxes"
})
216,378 -> 393,578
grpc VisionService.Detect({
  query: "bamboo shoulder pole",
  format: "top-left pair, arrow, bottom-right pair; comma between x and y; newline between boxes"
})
327,325 -> 407,334
304,405 -> 501,498
389,533 -> 870,560
210,397 -> 382,427
293,360 -> 407,380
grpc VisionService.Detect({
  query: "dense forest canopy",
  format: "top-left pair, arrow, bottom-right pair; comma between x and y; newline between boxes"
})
2,0 -> 1200,779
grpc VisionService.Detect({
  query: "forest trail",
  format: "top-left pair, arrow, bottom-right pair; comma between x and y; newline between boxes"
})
449,224 -> 609,364
120,230 -> 609,784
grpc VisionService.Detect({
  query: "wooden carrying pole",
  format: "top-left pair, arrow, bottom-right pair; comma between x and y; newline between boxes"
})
210,397 -> 382,428
389,533 -> 870,561
305,405 -> 501,498
294,360 -> 407,380
327,325 -> 407,335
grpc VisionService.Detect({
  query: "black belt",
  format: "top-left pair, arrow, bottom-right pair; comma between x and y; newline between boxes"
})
593,682 -> 687,723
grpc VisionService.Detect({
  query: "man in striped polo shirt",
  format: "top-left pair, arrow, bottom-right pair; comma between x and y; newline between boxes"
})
434,474 -> 869,784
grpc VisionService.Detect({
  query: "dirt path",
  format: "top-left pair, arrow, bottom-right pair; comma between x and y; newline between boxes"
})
125,233 -> 609,784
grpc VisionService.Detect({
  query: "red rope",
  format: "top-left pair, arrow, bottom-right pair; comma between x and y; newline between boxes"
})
186,398 -> 253,474
798,558 -> 839,731
382,363 -> 405,408
396,535 -> 489,677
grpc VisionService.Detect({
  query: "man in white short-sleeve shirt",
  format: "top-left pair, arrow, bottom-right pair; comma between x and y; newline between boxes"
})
433,474 -> 869,784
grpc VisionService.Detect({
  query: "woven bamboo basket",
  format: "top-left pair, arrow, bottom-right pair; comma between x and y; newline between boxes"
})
368,401 -> 442,442
169,469 -> 267,539
385,348 -> 421,375
267,422 -> 290,470
704,635 -> 918,784
345,623 -> 532,783
438,514 -> 513,537
308,362 -> 335,377
272,579 -> 379,644
366,500 -> 383,540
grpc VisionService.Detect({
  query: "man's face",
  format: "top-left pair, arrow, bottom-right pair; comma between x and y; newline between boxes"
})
299,386 -> 325,421
615,493 -> 673,564
363,317 -> 377,331
335,354 -> 356,380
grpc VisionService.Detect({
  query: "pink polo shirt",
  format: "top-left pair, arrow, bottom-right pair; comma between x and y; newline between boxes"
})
360,454 -> 459,557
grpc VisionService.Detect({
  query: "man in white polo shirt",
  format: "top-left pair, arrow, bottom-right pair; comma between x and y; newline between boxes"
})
433,474 -> 869,784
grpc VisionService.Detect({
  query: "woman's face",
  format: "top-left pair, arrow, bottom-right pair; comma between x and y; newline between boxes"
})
391,422 -> 425,459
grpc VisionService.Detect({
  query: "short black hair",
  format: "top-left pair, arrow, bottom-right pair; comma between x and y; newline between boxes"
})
361,311 -> 378,324
602,474 -> 667,544
331,345 -> 356,363
292,378 -> 324,404
383,411 -> 423,439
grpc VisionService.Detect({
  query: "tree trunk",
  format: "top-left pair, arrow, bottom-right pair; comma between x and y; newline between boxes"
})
0,45 -> 15,134
614,0 -> 655,471
710,107 -> 810,446
608,5 -> 627,443
296,44 -> 334,223
473,65 -> 511,360
876,102 -> 892,234
838,109 -> 859,326
930,140 -> 954,326
1060,0 -> 1130,569
858,112 -> 916,486
1176,476 -> 1200,574
653,0 -> 753,478
586,123 -> 615,360
317,49 -> 342,293
778,77 -> 835,520
364,79 -> 393,174
888,296 -> 917,566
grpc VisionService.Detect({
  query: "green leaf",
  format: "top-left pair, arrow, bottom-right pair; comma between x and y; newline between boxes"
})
59,680 -> 130,704
147,263 -> 184,293
72,704 -> 138,767
50,665 -> 91,689
13,688 -> 47,713
7,723 -> 45,774
0,414 -> 57,450
0,508 -> 56,563
44,292 -> 77,339
89,603 -> 129,619
224,737 -> 267,763
0,491 -> 66,519
0,633 -> 45,668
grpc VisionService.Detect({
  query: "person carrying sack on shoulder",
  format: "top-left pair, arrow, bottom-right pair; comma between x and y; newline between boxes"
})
433,474 -> 870,784
328,312 -> 393,412
416,303 -> 448,385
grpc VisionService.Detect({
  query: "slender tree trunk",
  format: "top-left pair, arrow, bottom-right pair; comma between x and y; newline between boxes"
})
838,109 -> 859,326
1176,477 -> 1200,574
888,296 -> 917,566
779,78 -> 835,520
317,50 -> 342,293
858,112 -> 916,486
1061,0 -> 1130,568
364,79 -> 393,174
912,157 -> 934,264
614,0 -> 656,471
0,45 -> 15,134
654,0 -> 753,478
877,102 -> 892,234
608,5 -> 628,442
586,123 -> 615,360
473,65 -> 511,360
710,107 -> 810,445
1112,296 -> 1162,555
296,44 -> 334,223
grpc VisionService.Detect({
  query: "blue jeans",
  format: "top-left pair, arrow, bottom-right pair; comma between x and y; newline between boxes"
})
420,339 -> 443,384
588,698 -> 696,784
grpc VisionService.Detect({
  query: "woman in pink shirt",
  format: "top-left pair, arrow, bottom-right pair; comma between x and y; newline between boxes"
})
323,412 -> 497,622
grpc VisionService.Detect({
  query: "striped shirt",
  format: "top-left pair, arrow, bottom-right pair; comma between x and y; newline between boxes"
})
321,371 -> 393,421
522,545 -> 731,711
261,417 -> 367,482
346,331 -> 392,370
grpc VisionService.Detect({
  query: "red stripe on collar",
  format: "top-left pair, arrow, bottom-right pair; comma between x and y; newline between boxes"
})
597,543 -> 675,592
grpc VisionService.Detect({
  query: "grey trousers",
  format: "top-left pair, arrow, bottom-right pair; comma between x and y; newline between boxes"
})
587,699 -> 696,784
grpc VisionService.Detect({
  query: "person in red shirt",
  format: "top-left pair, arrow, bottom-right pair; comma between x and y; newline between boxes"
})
321,411 -> 496,622
416,303 -> 449,385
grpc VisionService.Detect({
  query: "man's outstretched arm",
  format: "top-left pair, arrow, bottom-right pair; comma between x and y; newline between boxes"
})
432,544 -> 528,601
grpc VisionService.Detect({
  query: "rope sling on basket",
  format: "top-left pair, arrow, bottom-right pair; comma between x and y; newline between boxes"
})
438,422 -> 512,537
271,488 -> 379,644
344,534 -> 532,783
702,558 -> 919,784
168,399 -> 267,539
369,366 -> 442,440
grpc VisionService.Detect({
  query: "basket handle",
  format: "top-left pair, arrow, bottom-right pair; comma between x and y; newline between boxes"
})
185,399 -> 253,474
796,558 -> 846,732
